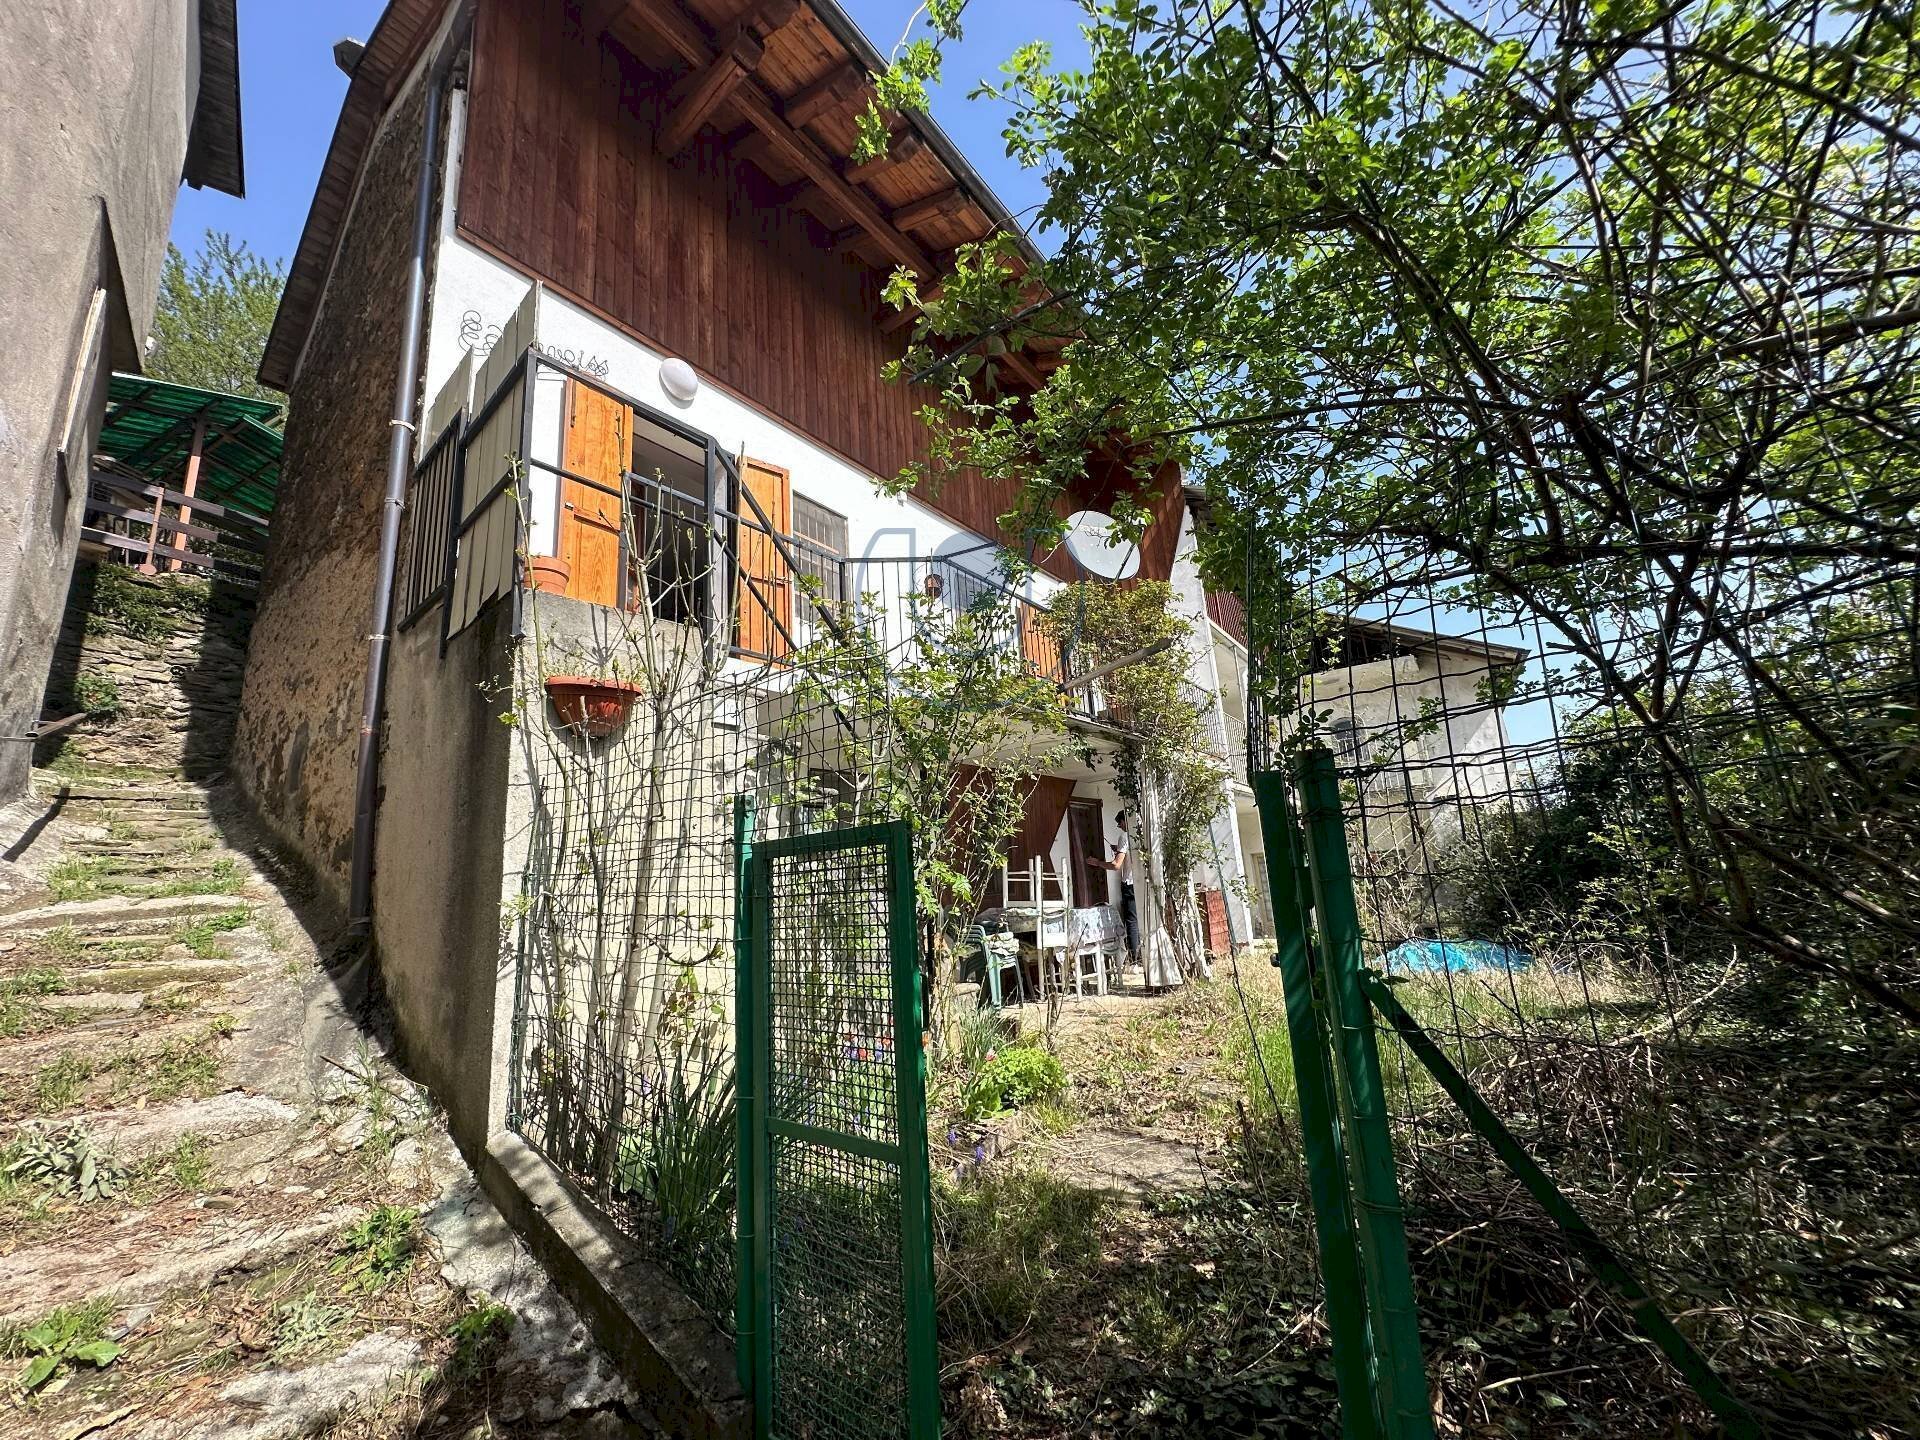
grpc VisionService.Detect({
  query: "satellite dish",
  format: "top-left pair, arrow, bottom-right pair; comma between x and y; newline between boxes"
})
1062,510 -> 1140,580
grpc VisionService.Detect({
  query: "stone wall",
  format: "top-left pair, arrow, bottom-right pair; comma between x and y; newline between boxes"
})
231,72 -> 445,912
39,559 -> 256,777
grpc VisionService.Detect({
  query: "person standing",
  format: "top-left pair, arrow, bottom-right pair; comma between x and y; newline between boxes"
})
1101,811 -> 1139,965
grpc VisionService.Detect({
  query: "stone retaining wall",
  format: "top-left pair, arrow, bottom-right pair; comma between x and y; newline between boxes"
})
38,558 -> 257,778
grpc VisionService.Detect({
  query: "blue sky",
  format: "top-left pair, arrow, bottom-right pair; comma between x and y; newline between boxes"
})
168,0 -> 1089,267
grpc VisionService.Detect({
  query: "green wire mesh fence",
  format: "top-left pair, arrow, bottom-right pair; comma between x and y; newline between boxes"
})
1240,494 -> 1920,1435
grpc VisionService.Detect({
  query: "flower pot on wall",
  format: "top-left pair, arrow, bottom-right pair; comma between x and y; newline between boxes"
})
528,556 -> 571,596
543,675 -> 643,740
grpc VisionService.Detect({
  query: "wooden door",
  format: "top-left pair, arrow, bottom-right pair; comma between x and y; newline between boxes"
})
1068,800 -> 1109,908
735,458 -> 792,661
560,380 -> 629,607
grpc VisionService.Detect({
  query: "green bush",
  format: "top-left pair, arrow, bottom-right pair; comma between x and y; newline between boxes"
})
962,1045 -> 1065,1119
71,672 -> 121,720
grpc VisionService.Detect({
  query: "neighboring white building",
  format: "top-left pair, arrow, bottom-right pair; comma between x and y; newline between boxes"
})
1205,604 -> 1528,934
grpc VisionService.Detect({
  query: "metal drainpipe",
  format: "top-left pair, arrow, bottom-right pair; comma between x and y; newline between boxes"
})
346,59 -> 448,932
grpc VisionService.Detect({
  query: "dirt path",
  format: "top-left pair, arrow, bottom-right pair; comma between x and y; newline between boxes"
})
0,765 -> 651,1438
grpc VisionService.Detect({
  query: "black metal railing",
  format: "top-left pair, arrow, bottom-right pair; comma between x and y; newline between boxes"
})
397,414 -> 463,629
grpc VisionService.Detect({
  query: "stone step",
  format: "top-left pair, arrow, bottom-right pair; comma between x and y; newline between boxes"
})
44,784 -> 214,805
0,1012 -> 211,1076
64,856 -> 250,881
69,960 -> 251,992
34,1090 -> 302,1163
173,1331 -> 430,1440
0,893 -> 253,933
67,839 -> 222,857
0,1202 -> 360,1324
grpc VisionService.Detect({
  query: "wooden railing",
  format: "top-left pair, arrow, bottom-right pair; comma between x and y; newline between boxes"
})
83,468 -> 271,587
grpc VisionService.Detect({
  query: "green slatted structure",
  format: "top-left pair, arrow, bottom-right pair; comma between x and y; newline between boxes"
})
96,374 -> 284,518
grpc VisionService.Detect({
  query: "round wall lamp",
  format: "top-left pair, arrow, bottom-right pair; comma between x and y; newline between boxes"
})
660,357 -> 700,406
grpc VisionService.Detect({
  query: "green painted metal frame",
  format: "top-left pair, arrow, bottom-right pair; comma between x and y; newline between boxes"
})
733,813 -> 940,1440
1298,751 -> 1434,1440
1361,972 -> 1762,1439
733,797 -> 759,1397
1251,771 -> 1383,1440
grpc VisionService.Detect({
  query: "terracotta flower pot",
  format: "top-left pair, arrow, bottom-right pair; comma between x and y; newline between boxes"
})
528,555 -> 571,596
543,674 -> 643,739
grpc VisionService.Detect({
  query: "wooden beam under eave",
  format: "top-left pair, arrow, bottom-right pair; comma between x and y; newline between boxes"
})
657,24 -> 764,154
625,0 -> 937,275
843,132 -> 923,186
891,186 -> 967,233
1000,351 -> 1046,390
786,62 -> 866,128
580,0 -> 632,39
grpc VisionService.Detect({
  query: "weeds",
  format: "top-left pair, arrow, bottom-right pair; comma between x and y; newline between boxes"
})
3,1298 -> 119,1393
42,926 -> 87,962
43,855 -> 241,903
2,1125 -> 128,1202
272,1289 -> 344,1360
0,966 -> 72,1039
962,1044 -> 1066,1119
334,1206 -> 419,1291
935,1165 -> 1112,1350
448,1299 -> 516,1374
164,1134 -> 213,1191
176,908 -> 251,959
33,1052 -> 93,1112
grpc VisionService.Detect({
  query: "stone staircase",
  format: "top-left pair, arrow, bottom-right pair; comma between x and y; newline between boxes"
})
0,768 -> 651,1438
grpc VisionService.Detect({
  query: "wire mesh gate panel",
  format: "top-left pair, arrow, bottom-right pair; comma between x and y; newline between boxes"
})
736,815 -> 939,1440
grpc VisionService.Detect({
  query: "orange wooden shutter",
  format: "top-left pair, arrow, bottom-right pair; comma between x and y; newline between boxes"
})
559,380 -> 629,607
1019,606 -> 1062,682
735,458 -> 792,662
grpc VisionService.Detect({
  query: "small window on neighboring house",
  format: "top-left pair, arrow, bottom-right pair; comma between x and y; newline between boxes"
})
1330,715 -> 1361,761
791,493 -> 848,603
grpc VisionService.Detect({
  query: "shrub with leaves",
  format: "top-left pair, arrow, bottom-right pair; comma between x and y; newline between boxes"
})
963,1045 -> 1066,1119
3,1125 -> 127,1203
70,672 -> 122,720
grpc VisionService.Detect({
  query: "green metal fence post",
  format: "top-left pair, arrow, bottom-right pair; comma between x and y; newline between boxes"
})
748,812 -> 777,1440
887,820 -> 942,1440
732,797 -> 758,1401
1299,750 -> 1434,1440
1252,771 -> 1382,1440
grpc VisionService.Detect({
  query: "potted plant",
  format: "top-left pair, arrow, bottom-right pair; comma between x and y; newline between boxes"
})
528,555 -> 571,595
544,672 -> 643,739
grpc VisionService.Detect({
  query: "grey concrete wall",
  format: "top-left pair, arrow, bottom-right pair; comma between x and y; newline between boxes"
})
369,596 -> 516,1156
231,76 -> 442,907
0,0 -> 205,797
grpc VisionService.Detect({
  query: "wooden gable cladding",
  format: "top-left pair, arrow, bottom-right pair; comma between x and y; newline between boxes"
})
459,0 -> 1184,585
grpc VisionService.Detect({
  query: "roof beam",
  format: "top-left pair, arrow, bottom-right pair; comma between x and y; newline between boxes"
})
625,0 -> 937,275
843,132 -> 922,186
580,0 -> 632,38
657,23 -> 765,154
785,62 -> 867,128
891,186 -> 968,233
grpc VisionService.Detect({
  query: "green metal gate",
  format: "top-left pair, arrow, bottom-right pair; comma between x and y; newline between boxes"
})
733,804 -> 940,1440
